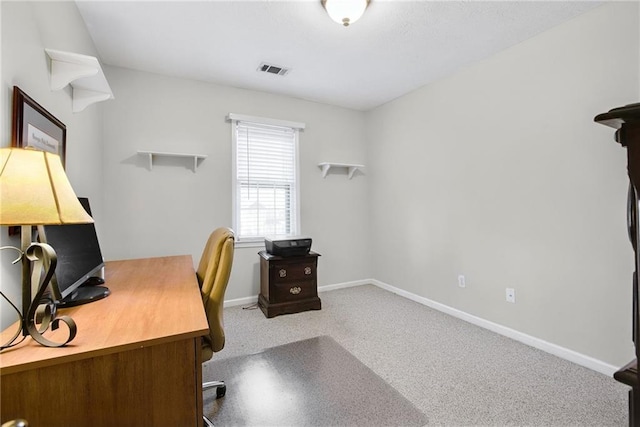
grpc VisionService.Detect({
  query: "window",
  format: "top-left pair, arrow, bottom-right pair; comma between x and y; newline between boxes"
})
229,114 -> 305,245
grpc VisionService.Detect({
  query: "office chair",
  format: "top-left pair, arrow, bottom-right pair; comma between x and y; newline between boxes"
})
196,227 -> 235,427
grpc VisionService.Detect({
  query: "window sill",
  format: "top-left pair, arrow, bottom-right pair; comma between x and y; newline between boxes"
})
235,240 -> 265,249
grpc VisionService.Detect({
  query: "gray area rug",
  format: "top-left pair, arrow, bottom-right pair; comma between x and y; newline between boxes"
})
204,335 -> 428,426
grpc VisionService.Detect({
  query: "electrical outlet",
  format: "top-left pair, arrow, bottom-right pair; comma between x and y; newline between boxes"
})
506,288 -> 515,303
458,275 -> 466,288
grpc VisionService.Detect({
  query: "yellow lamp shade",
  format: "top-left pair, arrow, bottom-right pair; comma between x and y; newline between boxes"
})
0,147 -> 93,226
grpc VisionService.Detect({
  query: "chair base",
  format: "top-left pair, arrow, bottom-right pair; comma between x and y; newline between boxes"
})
203,380 -> 226,426
203,380 -> 226,398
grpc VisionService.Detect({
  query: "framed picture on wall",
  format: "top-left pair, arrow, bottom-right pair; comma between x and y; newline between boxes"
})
11,86 -> 66,167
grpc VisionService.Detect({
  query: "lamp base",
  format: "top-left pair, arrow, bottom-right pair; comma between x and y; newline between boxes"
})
0,232 -> 77,350
22,241 -> 77,347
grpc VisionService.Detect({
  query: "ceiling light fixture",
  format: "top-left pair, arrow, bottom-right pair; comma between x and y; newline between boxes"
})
322,0 -> 369,27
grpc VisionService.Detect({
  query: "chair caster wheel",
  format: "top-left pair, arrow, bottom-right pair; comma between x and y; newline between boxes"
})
216,385 -> 226,399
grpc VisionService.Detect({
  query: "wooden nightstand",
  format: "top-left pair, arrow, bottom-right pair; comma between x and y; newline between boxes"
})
258,251 -> 321,318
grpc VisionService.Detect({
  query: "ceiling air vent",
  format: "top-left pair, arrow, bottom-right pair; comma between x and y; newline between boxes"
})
258,62 -> 290,76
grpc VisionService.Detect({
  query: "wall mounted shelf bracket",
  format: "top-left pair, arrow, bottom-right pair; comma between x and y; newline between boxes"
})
45,48 -> 114,113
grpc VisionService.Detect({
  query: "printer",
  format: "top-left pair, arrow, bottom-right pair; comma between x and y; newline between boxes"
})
265,236 -> 312,257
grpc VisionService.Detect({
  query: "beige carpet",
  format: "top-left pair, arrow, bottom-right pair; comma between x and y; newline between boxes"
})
204,285 -> 628,425
204,335 -> 428,426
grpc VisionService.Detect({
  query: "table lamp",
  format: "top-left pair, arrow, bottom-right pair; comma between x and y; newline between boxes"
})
0,147 -> 93,348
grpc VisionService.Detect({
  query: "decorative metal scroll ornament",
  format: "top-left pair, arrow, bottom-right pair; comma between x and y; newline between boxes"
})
1,243 -> 77,349
26,243 -> 77,347
0,246 -> 24,349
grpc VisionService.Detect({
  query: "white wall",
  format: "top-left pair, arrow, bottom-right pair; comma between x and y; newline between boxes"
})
2,0 -> 638,370
366,2 -> 639,367
100,66 -> 370,301
0,1 -> 104,329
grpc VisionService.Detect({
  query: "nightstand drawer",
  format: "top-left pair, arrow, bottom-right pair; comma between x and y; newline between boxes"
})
272,280 -> 316,302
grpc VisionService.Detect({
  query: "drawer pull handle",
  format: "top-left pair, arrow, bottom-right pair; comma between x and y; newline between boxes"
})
289,286 -> 302,295
279,269 -> 287,278
304,267 -> 312,275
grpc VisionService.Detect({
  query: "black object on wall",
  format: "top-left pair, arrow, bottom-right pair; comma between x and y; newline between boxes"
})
595,102 -> 640,427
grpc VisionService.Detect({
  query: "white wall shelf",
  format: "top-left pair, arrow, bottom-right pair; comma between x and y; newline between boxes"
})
45,48 -> 114,113
318,162 -> 365,179
138,151 -> 208,173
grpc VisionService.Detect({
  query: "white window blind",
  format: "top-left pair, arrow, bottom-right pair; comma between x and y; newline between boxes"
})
231,116 -> 302,244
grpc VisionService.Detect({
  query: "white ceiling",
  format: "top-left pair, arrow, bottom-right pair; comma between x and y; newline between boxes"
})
75,0 -> 601,111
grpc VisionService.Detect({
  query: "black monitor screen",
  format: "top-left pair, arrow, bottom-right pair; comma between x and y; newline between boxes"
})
42,198 -> 106,304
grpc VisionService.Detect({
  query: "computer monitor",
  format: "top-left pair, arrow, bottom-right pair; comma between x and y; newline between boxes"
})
40,197 -> 110,307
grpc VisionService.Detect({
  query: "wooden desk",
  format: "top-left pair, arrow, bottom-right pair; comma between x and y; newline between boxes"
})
0,255 -> 209,427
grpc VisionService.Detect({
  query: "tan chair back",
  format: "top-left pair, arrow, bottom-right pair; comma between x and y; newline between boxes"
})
196,227 -> 235,359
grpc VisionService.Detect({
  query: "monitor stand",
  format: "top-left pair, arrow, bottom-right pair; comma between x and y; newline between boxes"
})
57,286 -> 110,308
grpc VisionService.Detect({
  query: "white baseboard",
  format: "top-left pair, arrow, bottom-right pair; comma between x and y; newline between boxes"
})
224,295 -> 258,308
370,279 -> 619,377
318,279 -> 370,293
